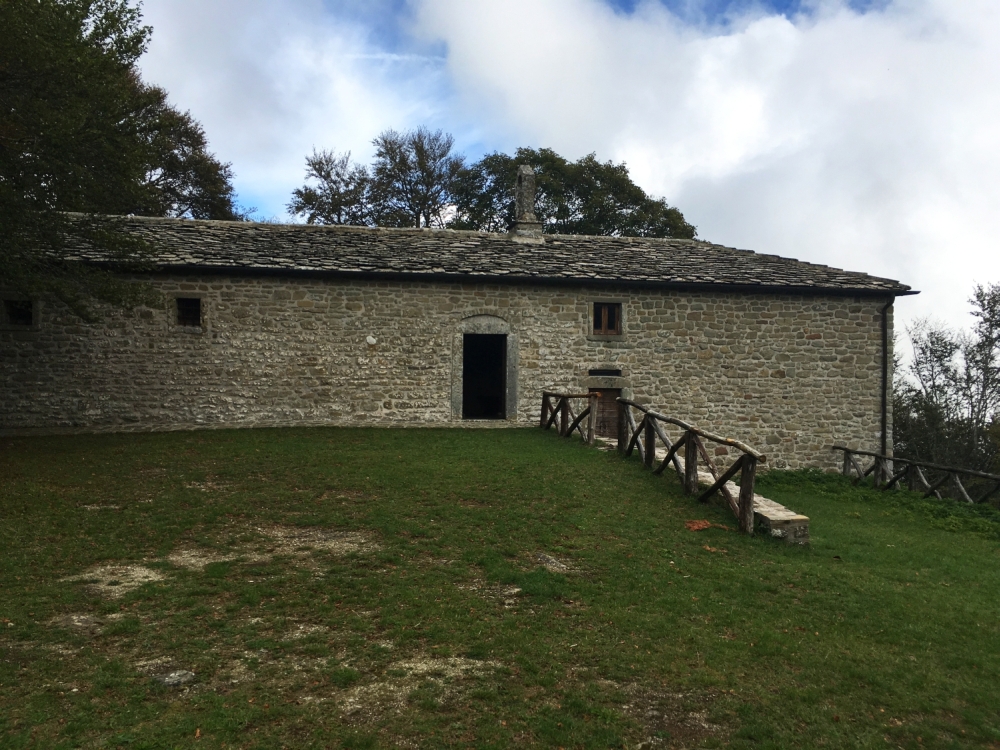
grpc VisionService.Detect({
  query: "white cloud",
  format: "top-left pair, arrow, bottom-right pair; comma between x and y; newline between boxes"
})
139,0 -> 447,217
413,0 -> 1000,332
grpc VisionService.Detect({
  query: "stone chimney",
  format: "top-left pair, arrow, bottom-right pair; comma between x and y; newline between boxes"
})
511,165 -> 542,237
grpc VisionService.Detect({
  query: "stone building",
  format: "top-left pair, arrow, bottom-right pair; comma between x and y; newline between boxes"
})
0,186 -> 914,469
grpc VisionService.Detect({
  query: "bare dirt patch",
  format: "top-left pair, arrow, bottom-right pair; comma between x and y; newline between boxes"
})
134,656 -> 175,675
217,649 -> 336,693
613,682 -> 726,748
220,656 -> 256,685
164,526 -> 377,572
456,580 -> 523,609
283,623 -> 330,640
258,526 -> 377,556
392,656 -> 500,680
134,656 -> 198,689
535,551 -> 573,573
166,547 -> 244,571
62,564 -> 165,598
154,669 -> 196,687
43,643 -> 84,657
340,656 -> 502,720
183,480 -> 230,493
49,613 -> 105,636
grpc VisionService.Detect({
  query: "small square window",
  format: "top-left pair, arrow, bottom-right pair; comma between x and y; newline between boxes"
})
593,302 -> 622,335
3,300 -> 33,327
176,297 -> 202,327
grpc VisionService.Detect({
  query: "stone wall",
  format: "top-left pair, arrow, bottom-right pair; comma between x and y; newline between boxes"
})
0,274 -> 893,469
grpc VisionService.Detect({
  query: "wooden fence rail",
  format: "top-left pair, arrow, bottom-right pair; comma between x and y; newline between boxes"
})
617,399 -> 766,535
540,392 -> 767,535
540,391 -> 599,445
832,445 -> 1000,505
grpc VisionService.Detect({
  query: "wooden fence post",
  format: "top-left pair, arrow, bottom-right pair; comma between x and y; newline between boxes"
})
951,473 -> 974,504
540,394 -> 550,429
874,457 -> 887,487
587,394 -> 598,446
738,456 -> 757,534
644,416 -> 656,469
618,401 -> 628,454
842,450 -> 852,477
559,398 -> 569,437
684,431 -> 699,496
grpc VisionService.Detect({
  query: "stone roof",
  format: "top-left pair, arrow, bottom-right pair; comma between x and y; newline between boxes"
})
70,215 -> 914,296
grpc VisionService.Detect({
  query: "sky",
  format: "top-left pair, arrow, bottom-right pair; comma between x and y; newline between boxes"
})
137,0 -> 1000,339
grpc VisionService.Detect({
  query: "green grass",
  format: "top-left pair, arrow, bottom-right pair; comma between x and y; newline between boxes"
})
1,426 -> 999,748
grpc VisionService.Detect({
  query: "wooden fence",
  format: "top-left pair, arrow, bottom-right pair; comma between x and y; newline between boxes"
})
539,392 -> 767,535
540,391 -> 599,445
832,446 -> 1000,505
617,399 -> 766,534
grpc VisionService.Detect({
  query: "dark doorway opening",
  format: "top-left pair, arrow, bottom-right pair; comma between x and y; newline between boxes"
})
589,388 -> 622,438
463,334 -> 507,419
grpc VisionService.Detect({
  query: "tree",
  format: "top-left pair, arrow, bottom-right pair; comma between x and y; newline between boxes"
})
287,150 -> 371,225
893,322 -> 967,466
0,0 -> 245,319
142,85 -> 248,221
447,152 -> 520,234
962,283 -> 1000,454
369,127 -> 465,228
450,148 -> 697,239
288,128 -> 464,229
893,284 -> 1000,473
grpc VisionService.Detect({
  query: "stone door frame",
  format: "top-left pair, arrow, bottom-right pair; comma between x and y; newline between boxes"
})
451,314 -> 518,422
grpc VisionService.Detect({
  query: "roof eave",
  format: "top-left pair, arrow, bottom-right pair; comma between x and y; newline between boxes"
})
123,263 -> 916,297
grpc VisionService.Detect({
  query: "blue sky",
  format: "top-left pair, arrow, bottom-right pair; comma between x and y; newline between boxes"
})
138,0 -> 1000,335
606,0 -> 801,18
604,0 -> 886,20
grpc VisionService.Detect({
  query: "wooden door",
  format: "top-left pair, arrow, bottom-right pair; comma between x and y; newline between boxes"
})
589,388 -> 621,438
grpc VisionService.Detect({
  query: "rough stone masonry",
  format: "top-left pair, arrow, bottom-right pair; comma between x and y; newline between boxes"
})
1,223 -> 910,472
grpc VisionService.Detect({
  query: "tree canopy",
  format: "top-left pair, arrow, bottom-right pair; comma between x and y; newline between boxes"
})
289,128 -> 465,229
370,128 -> 465,228
0,0 -> 246,318
288,150 -> 371,227
450,148 -> 696,239
893,283 -> 1000,472
290,137 -> 696,239
142,86 -> 246,221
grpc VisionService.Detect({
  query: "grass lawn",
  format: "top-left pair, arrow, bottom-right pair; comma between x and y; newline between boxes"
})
2,427 -> 1000,749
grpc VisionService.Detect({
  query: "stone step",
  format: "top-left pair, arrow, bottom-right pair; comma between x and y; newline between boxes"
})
597,438 -> 809,545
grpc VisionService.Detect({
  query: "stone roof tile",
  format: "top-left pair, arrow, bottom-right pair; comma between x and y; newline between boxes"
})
70,215 -> 914,295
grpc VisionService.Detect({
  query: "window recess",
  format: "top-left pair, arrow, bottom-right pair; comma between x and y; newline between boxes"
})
593,302 -> 622,335
176,298 -> 202,327
3,300 -> 33,327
